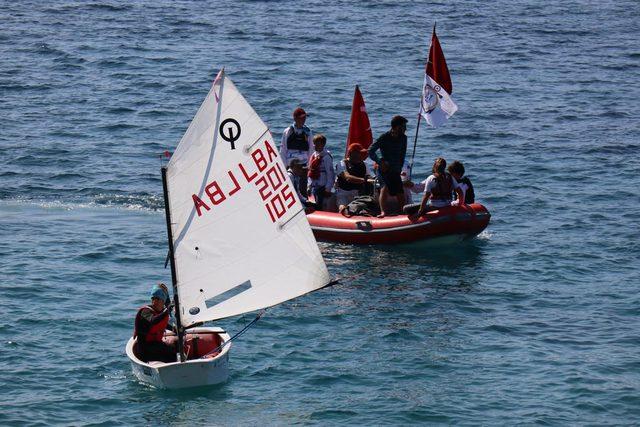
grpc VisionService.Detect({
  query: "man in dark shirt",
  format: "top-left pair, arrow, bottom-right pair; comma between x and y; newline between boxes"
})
368,115 -> 408,217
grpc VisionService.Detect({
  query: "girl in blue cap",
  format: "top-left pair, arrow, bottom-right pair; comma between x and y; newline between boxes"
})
132,285 -> 176,363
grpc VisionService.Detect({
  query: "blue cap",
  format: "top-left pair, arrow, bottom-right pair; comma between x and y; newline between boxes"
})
150,285 -> 167,301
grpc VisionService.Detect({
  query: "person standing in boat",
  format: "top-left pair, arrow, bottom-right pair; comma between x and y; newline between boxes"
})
447,160 -> 475,205
335,143 -> 374,215
307,134 -> 335,211
368,115 -> 408,217
133,285 -> 176,363
280,107 -> 314,198
416,157 -> 465,217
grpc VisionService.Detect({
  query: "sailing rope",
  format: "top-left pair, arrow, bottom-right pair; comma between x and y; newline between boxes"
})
200,310 -> 266,358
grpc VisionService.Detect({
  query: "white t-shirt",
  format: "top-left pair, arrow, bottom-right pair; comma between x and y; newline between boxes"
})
451,180 -> 469,206
424,174 -> 460,207
404,179 -> 427,204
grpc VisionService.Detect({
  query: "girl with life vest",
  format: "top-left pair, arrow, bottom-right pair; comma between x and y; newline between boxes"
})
416,157 -> 465,217
307,134 -> 335,210
133,285 -> 176,363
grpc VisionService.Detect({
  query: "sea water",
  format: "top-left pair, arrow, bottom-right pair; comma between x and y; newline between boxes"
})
1,1 -> 639,424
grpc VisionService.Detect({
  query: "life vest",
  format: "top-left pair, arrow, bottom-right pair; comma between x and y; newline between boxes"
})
459,176 -> 475,203
337,160 -> 367,191
430,173 -> 453,201
286,126 -> 310,152
133,305 -> 169,343
308,153 -> 322,179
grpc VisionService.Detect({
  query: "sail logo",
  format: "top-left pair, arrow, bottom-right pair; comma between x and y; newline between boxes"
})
219,118 -> 241,150
191,140 -> 296,223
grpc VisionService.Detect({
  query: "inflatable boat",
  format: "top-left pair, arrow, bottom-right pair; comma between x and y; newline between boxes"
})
307,203 -> 490,245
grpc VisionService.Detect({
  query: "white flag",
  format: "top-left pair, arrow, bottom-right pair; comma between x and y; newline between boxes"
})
420,74 -> 458,128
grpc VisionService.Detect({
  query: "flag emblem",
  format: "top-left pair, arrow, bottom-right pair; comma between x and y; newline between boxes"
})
419,26 -> 457,128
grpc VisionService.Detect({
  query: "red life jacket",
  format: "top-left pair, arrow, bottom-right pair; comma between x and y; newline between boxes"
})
430,173 -> 453,201
308,153 -> 322,179
133,305 -> 169,343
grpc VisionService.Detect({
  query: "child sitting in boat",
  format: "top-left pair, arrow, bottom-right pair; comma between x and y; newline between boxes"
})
447,160 -> 475,205
416,157 -> 465,217
307,134 -> 334,211
335,143 -> 374,215
133,285 -> 176,363
288,158 -> 318,210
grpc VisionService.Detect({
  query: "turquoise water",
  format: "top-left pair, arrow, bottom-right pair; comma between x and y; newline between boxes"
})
2,1 -> 640,424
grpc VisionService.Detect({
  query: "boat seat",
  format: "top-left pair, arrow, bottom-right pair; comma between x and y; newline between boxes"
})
185,332 -> 222,359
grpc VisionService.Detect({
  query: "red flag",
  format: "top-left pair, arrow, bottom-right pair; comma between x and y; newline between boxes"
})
345,85 -> 373,156
426,26 -> 452,95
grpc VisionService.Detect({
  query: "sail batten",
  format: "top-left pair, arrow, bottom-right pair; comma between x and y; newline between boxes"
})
166,70 -> 330,326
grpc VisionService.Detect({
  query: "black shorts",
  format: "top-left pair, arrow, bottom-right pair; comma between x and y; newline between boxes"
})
379,170 -> 404,196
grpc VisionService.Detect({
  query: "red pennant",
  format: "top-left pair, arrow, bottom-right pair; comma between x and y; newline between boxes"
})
345,85 -> 373,156
426,26 -> 453,95
164,150 -> 171,158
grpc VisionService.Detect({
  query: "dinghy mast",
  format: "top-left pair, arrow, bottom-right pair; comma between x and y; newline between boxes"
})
161,166 -> 186,362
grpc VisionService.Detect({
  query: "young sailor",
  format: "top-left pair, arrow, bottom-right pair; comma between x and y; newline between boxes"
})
416,157 -> 465,216
335,143 -> 373,215
307,134 -> 335,211
288,158 -> 317,210
280,107 -> 314,198
447,160 -> 475,205
133,285 -> 176,363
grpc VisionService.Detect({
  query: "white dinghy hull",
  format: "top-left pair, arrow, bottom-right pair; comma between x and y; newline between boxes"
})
126,327 -> 232,389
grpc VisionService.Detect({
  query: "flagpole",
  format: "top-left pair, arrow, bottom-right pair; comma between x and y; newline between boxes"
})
409,23 -> 435,182
408,111 -> 422,181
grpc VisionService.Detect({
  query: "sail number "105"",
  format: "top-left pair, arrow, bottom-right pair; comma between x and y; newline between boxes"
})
191,140 -> 296,223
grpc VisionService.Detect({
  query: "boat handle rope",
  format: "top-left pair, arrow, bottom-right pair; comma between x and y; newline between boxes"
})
200,310 -> 266,359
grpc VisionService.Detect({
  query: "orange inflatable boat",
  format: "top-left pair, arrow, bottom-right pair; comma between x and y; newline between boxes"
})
307,203 -> 490,245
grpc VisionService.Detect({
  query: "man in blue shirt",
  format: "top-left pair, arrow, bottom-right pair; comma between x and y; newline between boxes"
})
368,115 -> 408,217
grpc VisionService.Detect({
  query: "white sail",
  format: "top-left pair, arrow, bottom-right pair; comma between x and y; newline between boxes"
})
166,69 -> 330,327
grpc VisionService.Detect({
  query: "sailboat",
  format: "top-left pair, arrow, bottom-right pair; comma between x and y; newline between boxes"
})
126,69 -> 332,389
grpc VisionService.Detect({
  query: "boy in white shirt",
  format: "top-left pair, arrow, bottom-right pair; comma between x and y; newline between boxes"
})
307,134 -> 334,210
